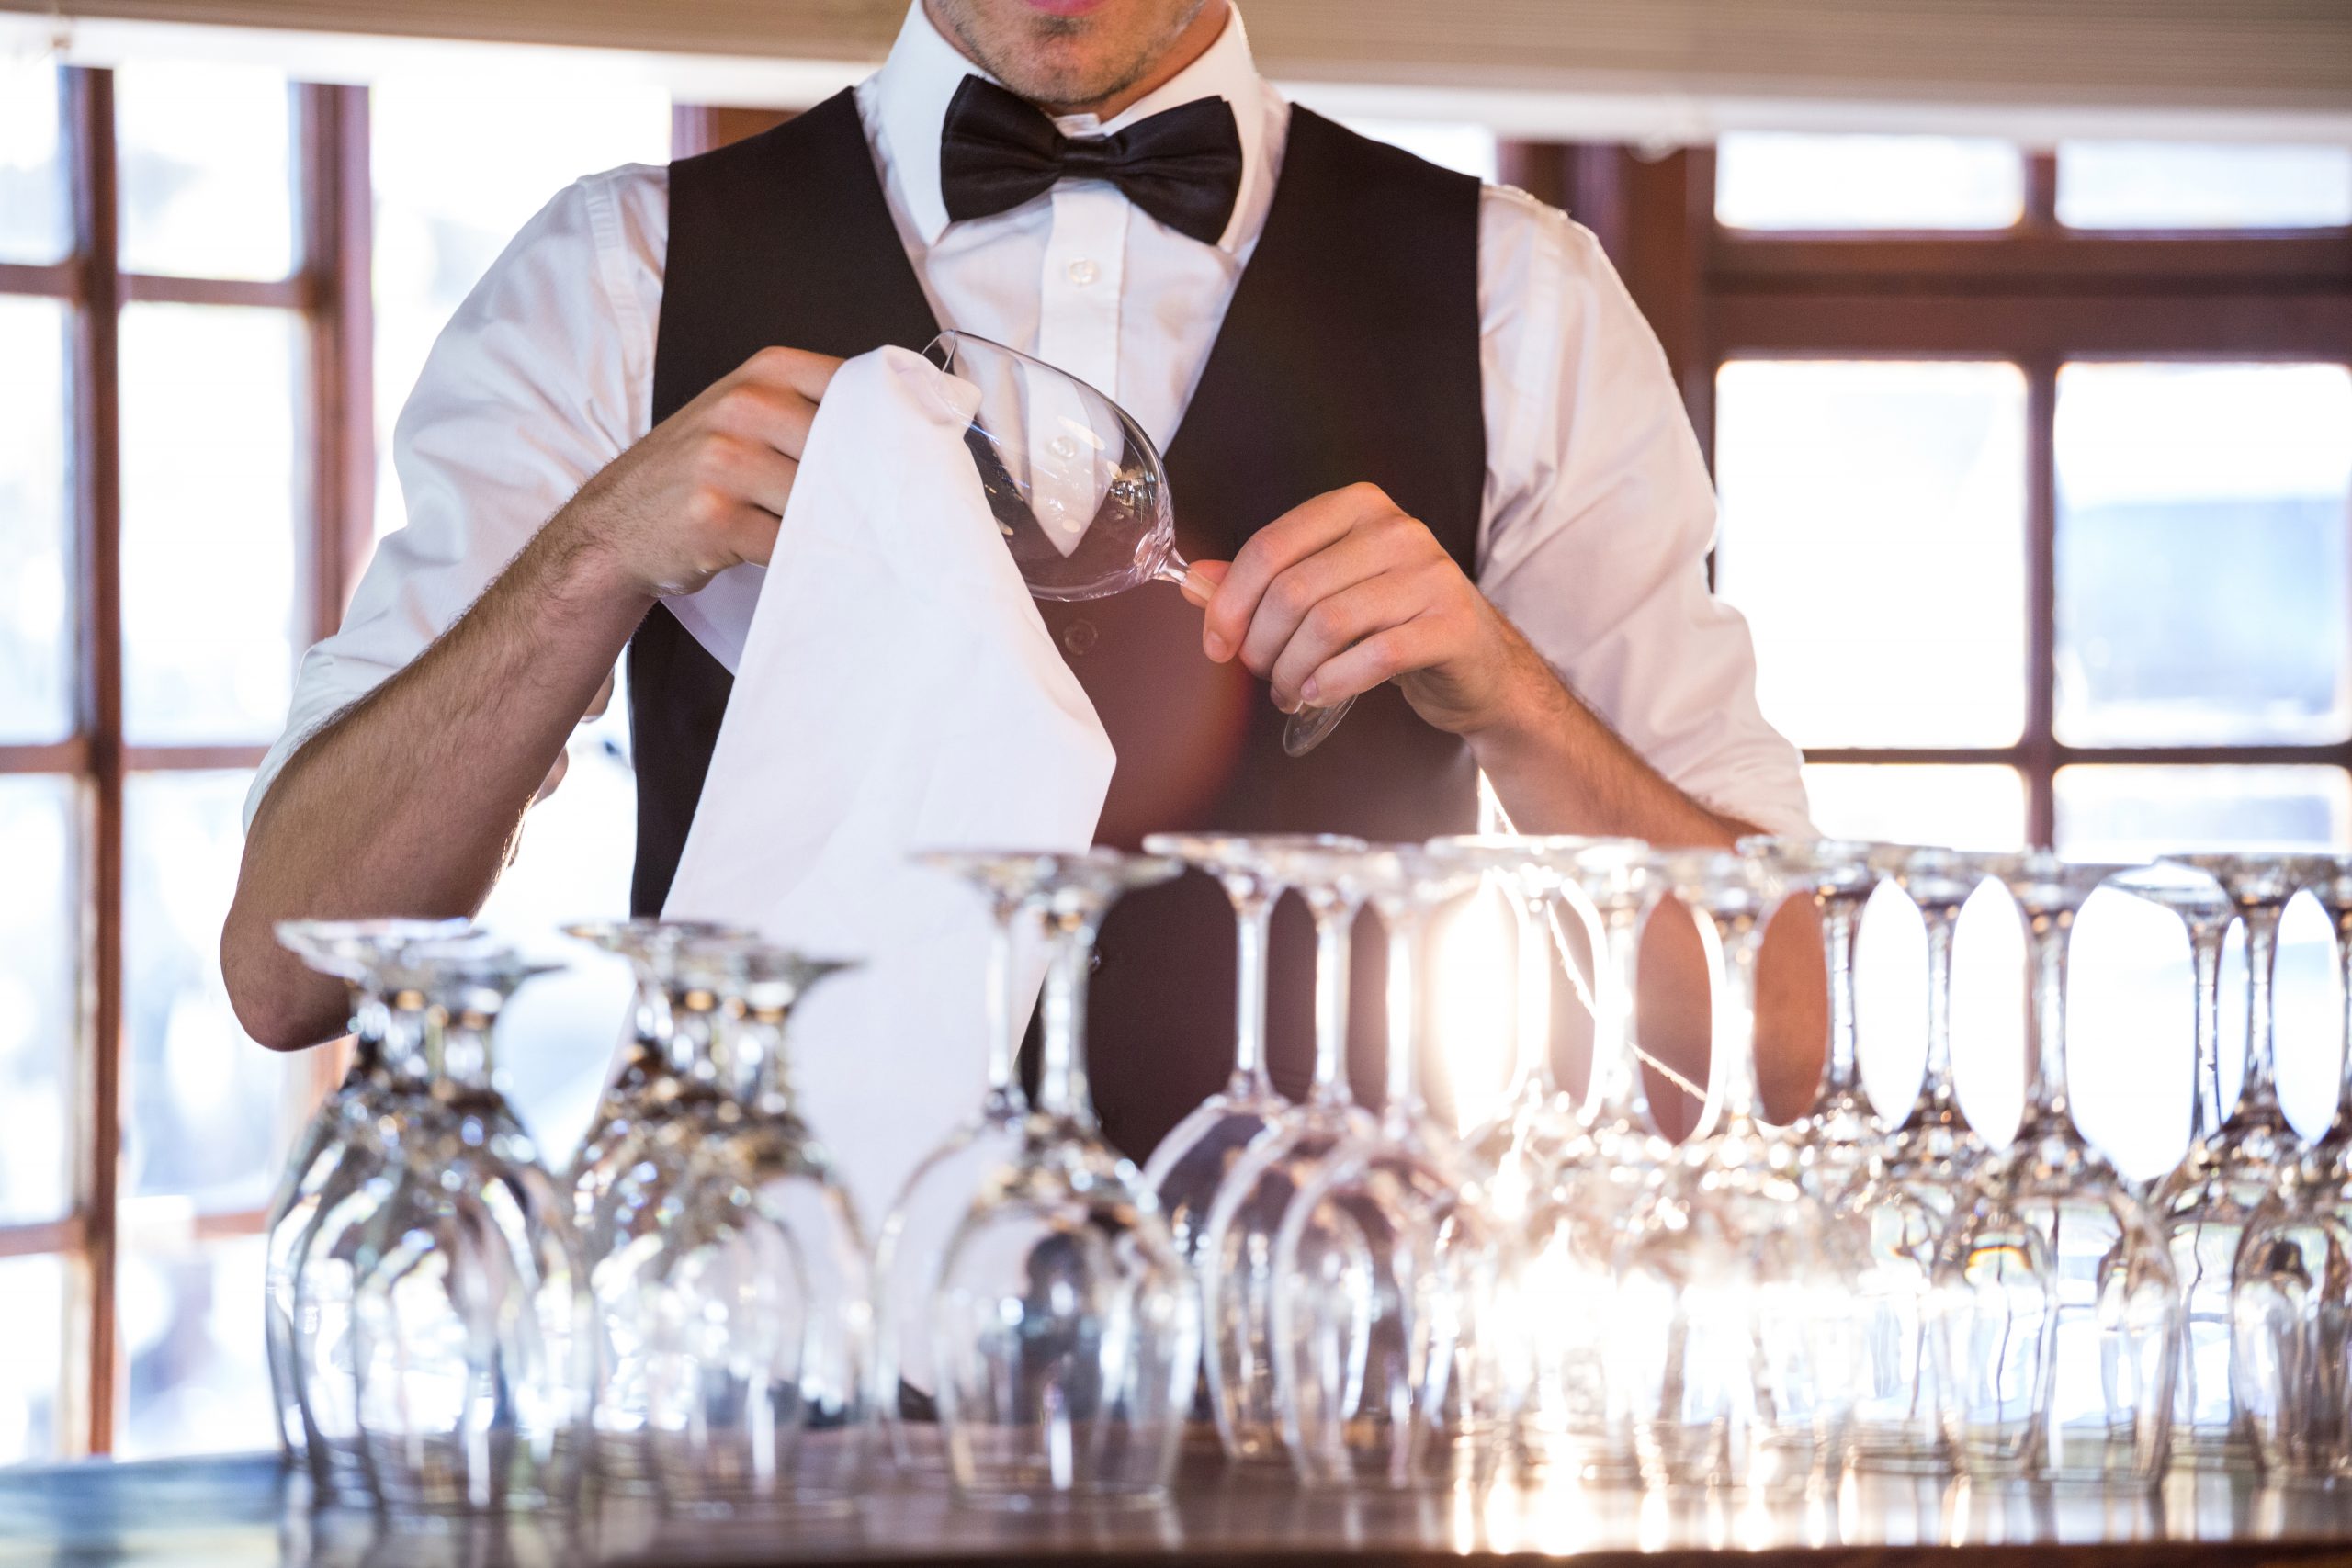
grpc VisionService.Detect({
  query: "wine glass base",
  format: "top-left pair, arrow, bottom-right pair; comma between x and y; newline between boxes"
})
1282,694 -> 1357,758
948,1484 -> 1172,1513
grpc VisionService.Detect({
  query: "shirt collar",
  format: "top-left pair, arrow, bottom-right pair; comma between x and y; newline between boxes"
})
872,1 -> 1270,254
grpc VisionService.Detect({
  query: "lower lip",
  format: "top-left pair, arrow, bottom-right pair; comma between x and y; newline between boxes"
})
1026,0 -> 1109,15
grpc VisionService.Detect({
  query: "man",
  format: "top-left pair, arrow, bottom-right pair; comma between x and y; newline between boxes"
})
222,0 -> 1819,1153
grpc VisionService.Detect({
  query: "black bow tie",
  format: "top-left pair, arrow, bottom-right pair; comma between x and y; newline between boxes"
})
938,74 -> 1243,246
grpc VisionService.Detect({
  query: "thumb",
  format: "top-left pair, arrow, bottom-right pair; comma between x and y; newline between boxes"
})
1179,558 -> 1231,607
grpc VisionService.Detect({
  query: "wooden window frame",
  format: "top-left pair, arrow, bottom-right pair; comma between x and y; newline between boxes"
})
1503,141 -> 2352,847
0,64 -> 372,1457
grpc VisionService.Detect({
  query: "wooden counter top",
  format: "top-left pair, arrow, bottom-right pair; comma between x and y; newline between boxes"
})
11,1439 -> 2352,1565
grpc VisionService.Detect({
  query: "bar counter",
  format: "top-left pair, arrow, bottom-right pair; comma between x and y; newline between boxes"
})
16,1439 -> 2352,1566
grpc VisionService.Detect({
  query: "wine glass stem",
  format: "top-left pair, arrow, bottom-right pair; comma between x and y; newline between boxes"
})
2332,908 -> 2352,1145
1820,895 -> 1864,1100
1380,897 -> 1426,1117
1310,902 -> 1356,1102
1703,914 -> 1761,1132
1584,907 -> 1652,1132
982,897 -> 1022,1103
2241,904 -> 2284,1114
1037,914 -> 1100,1126
1918,902 -> 1962,1115
1231,893 -> 1275,1093
1511,890 -> 1556,1099
2024,909 -> 2075,1131
2188,918 -> 2228,1143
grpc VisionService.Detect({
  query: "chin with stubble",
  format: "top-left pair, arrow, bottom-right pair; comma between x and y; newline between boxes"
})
923,0 -> 1222,117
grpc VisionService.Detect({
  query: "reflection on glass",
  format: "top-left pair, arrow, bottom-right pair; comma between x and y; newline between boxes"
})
1716,362 -> 2028,747
2056,364 -> 2352,747
0,1254 -> 64,1464
120,305 -> 301,743
0,56 -> 69,265
0,295 -> 72,743
370,69 -> 669,541
1801,764 -> 2029,852
118,1235 -> 275,1459
1714,133 -> 2023,231
2054,764 -> 2352,860
125,773 -> 306,1214
2057,141 -> 2352,230
0,777 -> 74,1226
115,61 -> 294,280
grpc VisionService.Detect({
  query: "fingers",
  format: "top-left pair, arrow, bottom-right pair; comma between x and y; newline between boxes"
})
1299,615 -> 1451,710
1201,482 -> 1398,660
1236,522 -> 1435,678
1262,569 -> 1430,709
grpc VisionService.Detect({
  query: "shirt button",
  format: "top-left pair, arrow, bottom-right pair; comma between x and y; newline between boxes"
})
1066,258 -> 1100,287
1048,434 -> 1079,460
1060,618 -> 1099,656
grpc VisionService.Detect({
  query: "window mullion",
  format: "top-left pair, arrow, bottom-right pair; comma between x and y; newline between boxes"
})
2025,356 -> 2058,849
63,63 -> 126,1461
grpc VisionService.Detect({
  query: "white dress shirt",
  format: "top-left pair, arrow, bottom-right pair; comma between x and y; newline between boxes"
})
247,3 -> 1813,840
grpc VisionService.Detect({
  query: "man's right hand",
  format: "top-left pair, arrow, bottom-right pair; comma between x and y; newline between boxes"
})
548,345 -> 842,601
223,344 -> 839,1051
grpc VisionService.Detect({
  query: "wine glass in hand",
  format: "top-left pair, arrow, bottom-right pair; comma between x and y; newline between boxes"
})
925,330 -> 1355,757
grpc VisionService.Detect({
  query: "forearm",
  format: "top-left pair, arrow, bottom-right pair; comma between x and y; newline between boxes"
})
223,518 -> 651,1049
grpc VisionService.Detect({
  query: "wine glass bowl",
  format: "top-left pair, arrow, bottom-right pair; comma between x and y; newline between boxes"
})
925,329 -> 1355,756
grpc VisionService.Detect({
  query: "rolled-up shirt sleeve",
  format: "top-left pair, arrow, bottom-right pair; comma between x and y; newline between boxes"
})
243,164 -> 667,829
1473,185 -> 1814,840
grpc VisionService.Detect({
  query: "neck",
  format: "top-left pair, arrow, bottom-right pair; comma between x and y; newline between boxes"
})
923,0 -> 1232,122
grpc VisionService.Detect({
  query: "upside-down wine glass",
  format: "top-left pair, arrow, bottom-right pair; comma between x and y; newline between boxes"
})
1198,839 -> 1378,1464
1434,835 -> 1630,1219
267,918 -> 471,1490
1511,839 -> 1668,1485
586,934 -> 751,1494
928,850 -> 1200,1506
1614,850 -> 1855,1490
562,919 -> 753,1235
1933,853 -> 2181,1485
2228,854 -> 2352,1479
624,945 -> 872,1511
340,941 -> 594,1511
2118,863 -> 2257,1471
1736,838 -> 1883,1201
1271,841 -> 1508,1488
925,330 -> 1353,757
874,855 -> 1041,1475
265,921 -> 470,1476
1845,845 -> 2000,1472
1136,836 -> 1363,1267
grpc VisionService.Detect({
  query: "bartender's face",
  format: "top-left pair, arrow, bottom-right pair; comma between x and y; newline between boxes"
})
924,0 -> 1226,117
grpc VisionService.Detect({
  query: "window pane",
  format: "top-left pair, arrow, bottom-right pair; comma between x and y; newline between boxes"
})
1715,132 -> 2023,231
2053,764 -> 2352,859
125,773 -> 308,1215
119,304 -> 301,744
0,295 -> 72,744
2056,363 -> 2352,747
0,1255 -> 68,1463
0,57 -> 69,265
115,62 -> 294,281
0,777 -> 75,1228
1716,361 -> 2029,747
371,69 -> 669,540
118,1235 -> 272,1459
2058,141 -> 2352,230
1334,118 -> 1498,181
1801,763 -> 2029,852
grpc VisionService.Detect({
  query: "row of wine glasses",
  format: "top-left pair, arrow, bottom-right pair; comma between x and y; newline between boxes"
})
264,837 -> 2352,1517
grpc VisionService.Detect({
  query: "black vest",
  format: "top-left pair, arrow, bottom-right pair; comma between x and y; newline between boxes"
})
630,90 -> 1485,1158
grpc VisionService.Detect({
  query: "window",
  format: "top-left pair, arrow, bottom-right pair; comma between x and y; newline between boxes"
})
0,48 -> 665,1465
1656,133 -> 2350,1177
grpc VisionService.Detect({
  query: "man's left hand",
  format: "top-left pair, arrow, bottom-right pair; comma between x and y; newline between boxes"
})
1191,482 -> 1551,741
